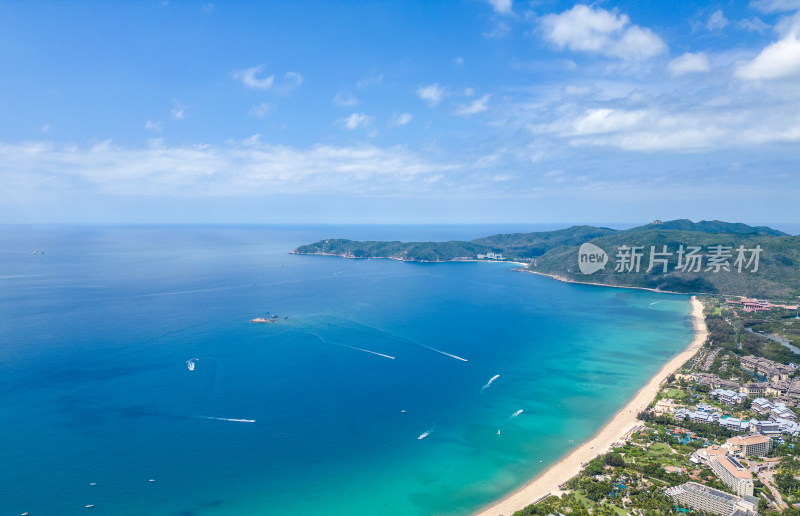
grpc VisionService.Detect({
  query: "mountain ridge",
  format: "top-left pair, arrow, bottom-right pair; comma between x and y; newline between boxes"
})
292,220 -> 800,298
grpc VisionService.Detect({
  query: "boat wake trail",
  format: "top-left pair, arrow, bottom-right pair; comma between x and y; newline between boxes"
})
194,416 -> 256,423
186,358 -> 199,371
418,344 -> 468,362
339,344 -> 396,360
649,301 -> 663,307
481,374 -> 500,392
309,319 -> 467,362
310,333 -> 396,360
510,409 -> 524,419
418,426 -> 436,440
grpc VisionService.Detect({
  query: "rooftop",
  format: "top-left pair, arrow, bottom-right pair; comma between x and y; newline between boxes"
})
666,481 -> 740,504
728,434 -> 770,446
715,456 -> 753,480
702,445 -> 729,457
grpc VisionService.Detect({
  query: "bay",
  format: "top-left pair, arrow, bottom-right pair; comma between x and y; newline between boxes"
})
0,225 -> 692,515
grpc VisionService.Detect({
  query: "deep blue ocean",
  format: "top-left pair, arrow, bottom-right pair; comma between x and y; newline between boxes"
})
0,225 -> 693,516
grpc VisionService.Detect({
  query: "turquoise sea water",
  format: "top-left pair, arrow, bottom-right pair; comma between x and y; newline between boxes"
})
0,226 -> 693,516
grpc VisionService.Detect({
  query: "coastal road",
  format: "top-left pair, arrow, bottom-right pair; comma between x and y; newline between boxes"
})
757,470 -> 787,509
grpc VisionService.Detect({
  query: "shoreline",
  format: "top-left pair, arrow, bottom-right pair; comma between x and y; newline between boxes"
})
519,269 -> 691,296
291,251 -> 528,267
473,295 -> 708,516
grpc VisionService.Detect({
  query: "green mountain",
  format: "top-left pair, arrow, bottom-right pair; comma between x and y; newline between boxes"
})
292,220 -> 800,298
534,228 -> 800,299
627,219 -> 787,236
291,225 -> 615,262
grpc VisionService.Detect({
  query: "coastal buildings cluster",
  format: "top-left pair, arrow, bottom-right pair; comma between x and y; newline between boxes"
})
476,253 -> 504,260
666,481 -> 759,516
724,297 -> 800,314
654,356 -> 800,514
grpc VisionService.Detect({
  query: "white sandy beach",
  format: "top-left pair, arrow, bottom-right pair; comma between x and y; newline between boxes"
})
474,296 -> 708,516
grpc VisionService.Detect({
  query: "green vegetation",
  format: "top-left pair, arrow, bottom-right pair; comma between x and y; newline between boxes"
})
534,225 -> 800,299
700,297 -> 800,368
292,225 -> 615,262
294,219 -> 800,297
662,388 -> 687,400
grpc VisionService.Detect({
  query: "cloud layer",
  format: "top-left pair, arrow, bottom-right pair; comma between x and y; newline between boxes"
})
540,5 -> 666,61
0,140 -> 454,198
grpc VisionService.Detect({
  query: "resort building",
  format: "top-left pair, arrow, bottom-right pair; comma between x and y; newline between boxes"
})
740,383 -> 767,398
719,417 -> 750,432
770,403 -> 797,422
742,299 -> 771,312
710,456 -> 754,497
694,373 -> 739,390
750,420 -> 781,436
690,410 -> 721,423
740,356 -> 794,381
724,434 -> 771,458
710,388 -> 747,406
691,445 -> 729,465
674,408 -> 721,424
774,418 -> 800,436
665,482 -> 757,516
751,397 -> 773,415
653,398 -> 681,415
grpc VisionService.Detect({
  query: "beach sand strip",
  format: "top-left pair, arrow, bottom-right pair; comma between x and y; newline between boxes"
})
474,296 -> 707,516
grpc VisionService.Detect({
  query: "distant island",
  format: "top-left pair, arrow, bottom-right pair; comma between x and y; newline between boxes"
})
292,220 -> 800,299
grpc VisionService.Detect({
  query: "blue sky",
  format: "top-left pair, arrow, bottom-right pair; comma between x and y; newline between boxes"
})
1,0 -> 799,225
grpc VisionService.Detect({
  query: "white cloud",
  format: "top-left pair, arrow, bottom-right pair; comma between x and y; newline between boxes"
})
454,57 -> 464,66
570,108 -> 646,135
739,17 -> 771,33
341,113 -> 371,130
392,113 -> 413,126
540,5 -> 666,61
0,140 -> 454,197
145,120 -> 163,132
454,94 -> 491,115
41,124 -> 50,132
281,71 -> 304,91
750,0 -> 800,12
486,0 -> 512,14
736,32 -> 800,79
334,92 -> 359,107
564,85 -> 594,96
707,9 -> 729,31
417,83 -> 445,106
483,20 -> 511,38
233,67 -> 302,92
528,96 -> 800,152
233,65 -> 275,90
464,87 -> 475,96
171,107 -> 185,120
669,52 -> 711,76
249,103 -> 272,117
201,3 -> 214,13
356,74 -> 383,89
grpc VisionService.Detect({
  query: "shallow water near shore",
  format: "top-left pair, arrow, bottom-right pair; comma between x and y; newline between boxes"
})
0,225 -> 692,516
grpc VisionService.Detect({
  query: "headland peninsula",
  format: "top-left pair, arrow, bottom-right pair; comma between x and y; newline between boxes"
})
292,219 -> 800,300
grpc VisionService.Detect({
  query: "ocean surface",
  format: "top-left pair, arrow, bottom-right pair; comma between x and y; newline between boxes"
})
0,225 -> 693,516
